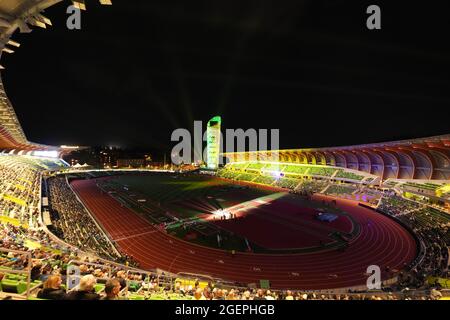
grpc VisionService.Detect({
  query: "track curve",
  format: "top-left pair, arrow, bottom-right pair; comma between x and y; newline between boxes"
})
71,178 -> 417,290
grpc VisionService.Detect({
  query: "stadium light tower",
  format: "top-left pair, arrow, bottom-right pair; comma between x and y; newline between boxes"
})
206,116 -> 221,170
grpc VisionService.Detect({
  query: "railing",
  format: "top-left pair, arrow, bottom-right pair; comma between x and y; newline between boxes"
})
66,260 -> 176,298
30,168 -> 445,297
0,247 -> 35,299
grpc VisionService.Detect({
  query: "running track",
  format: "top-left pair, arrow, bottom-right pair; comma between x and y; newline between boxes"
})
71,179 -> 417,290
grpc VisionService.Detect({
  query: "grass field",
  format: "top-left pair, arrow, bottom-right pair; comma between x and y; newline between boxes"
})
107,173 -> 274,219
99,173 -> 356,253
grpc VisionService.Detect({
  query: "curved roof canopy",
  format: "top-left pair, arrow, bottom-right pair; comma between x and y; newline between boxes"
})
0,1 -> 448,181
0,0 -> 110,151
223,135 -> 450,181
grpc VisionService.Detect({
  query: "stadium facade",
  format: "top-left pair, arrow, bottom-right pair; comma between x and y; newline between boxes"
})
223,135 -> 450,181
0,0 -> 449,300
1,1 -> 448,181
1,1 -> 64,153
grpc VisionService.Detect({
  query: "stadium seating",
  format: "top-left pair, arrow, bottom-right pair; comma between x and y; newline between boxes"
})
0,154 -> 449,300
296,180 -> 328,194
253,175 -> 276,185
378,195 -> 449,287
235,173 -> 258,182
307,166 -> 337,177
226,162 -> 249,171
325,184 -> 357,196
246,163 -> 266,171
274,178 -> 300,189
378,196 -> 419,216
47,176 -> 121,261
0,155 -> 44,228
262,163 -> 286,173
403,182 -> 443,191
334,171 -> 366,181
221,162 -> 372,182
281,165 -> 307,175
218,163 -> 377,199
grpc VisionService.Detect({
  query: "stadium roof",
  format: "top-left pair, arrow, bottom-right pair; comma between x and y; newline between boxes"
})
0,1 -> 448,179
0,0 -> 63,151
0,0 -> 110,151
223,135 -> 450,181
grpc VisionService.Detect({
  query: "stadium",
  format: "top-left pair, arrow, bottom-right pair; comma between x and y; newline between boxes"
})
0,0 -> 449,302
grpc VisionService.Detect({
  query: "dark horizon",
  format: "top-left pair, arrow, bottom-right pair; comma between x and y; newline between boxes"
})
1,0 -> 449,154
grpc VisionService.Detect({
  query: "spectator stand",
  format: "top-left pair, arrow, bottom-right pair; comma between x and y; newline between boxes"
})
65,259 -> 175,300
0,247 -> 35,299
64,175 -> 122,258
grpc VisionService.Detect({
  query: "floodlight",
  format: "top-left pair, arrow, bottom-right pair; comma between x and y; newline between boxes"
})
28,17 -> 46,28
2,47 -> 14,54
36,14 -> 52,26
73,0 -> 86,10
7,40 -> 20,47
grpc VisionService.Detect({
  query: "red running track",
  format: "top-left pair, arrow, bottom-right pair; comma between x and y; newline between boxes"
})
71,179 -> 417,290
212,199 -> 352,249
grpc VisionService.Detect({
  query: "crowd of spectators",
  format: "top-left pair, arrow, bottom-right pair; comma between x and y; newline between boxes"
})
378,194 -> 420,216
2,215 -> 447,301
325,184 -> 357,196
30,274 -> 448,300
378,195 -> 449,289
1,218 -> 448,301
0,155 -> 42,228
47,177 -> 121,261
294,179 -> 328,195
274,178 -> 300,189
334,170 -> 365,181
1,155 -> 449,300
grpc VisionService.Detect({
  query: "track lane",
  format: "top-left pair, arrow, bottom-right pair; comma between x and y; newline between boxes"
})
71,179 -> 417,290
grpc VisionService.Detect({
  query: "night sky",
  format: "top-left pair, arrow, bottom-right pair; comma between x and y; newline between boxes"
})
1,0 -> 449,155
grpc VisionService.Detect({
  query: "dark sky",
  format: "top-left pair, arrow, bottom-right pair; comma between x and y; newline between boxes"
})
1,0 -> 449,154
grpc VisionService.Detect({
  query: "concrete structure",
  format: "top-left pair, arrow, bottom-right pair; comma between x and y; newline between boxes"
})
223,135 -> 450,181
0,1 -> 111,152
0,1 -> 448,182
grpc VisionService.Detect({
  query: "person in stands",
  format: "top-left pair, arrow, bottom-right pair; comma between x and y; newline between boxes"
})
30,260 -> 43,282
226,289 -> 237,300
115,270 -> 128,290
194,288 -> 206,300
213,288 -> 225,300
66,274 -> 100,300
252,289 -> 265,300
285,290 -> 294,300
102,279 -> 121,300
37,275 -> 66,300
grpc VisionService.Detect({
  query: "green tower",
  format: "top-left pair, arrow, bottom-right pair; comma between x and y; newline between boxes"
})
206,116 -> 221,169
